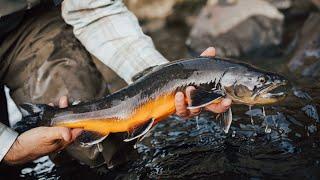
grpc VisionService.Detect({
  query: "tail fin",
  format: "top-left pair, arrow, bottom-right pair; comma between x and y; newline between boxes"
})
13,103 -> 52,133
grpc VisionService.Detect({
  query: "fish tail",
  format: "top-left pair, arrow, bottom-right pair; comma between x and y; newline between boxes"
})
13,103 -> 53,133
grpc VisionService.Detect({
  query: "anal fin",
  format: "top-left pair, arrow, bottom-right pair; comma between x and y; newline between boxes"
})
223,108 -> 233,133
124,118 -> 155,142
187,88 -> 224,110
77,131 -> 109,147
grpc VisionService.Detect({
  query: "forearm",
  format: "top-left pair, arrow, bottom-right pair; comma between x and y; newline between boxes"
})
0,123 -> 18,162
62,0 -> 168,84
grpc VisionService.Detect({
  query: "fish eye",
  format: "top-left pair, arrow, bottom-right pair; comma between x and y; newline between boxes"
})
258,76 -> 266,84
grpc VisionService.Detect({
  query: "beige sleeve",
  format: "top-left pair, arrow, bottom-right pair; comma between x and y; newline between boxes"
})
61,0 -> 169,84
0,123 -> 18,162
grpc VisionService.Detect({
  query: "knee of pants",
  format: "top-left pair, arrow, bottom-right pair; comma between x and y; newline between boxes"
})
11,57 -> 109,105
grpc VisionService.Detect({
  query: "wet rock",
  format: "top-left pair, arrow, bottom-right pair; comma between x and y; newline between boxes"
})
292,87 -> 312,101
312,0 -> 320,10
124,0 -> 179,32
124,0 -> 178,20
187,0 -> 284,57
167,0 -> 207,27
265,0 -> 292,10
308,125 -> 317,134
245,108 -> 263,118
301,104 -> 319,122
288,13 -> 320,78
266,0 -> 319,12
290,0 -> 318,15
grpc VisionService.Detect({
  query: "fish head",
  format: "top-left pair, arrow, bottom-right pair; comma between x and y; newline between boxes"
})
222,66 -> 289,105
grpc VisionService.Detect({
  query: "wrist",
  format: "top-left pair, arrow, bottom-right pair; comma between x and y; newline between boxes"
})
3,137 -> 26,165
3,139 -> 20,165
0,124 -> 19,164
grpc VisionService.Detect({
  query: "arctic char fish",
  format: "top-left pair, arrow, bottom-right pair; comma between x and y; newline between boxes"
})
18,57 -> 288,146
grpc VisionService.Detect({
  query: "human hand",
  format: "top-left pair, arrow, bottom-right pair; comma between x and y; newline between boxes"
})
175,47 -> 232,118
4,96 -> 82,165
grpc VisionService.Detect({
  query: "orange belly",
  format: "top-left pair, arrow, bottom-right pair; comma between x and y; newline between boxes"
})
54,93 -> 176,136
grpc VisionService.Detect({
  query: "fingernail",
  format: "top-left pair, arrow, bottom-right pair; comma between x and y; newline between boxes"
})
176,92 -> 184,99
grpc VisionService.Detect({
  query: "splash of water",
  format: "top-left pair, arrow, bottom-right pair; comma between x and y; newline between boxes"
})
262,106 -> 271,133
249,105 -> 254,125
232,130 -> 236,137
196,115 -> 200,130
265,125 -> 271,133
195,115 -> 203,142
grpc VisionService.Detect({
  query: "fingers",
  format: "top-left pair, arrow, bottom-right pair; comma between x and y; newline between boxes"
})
57,128 -> 83,151
46,126 -> 83,144
70,128 -> 83,142
45,127 -> 75,152
205,98 -> 232,113
175,86 -> 232,119
200,47 -> 216,57
186,86 -> 201,116
59,96 -> 68,108
45,127 -> 72,142
175,92 -> 189,118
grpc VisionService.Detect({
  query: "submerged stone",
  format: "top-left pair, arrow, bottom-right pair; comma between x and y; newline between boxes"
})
301,104 -> 319,122
292,87 -> 313,100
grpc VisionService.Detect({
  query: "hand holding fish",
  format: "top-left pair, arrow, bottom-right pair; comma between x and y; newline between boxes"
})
175,47 -> 232,118
4,97 -> 82,165
16,51 -> 288,151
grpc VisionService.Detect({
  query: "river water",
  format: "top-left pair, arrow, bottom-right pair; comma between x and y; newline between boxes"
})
3,23 -> 320,179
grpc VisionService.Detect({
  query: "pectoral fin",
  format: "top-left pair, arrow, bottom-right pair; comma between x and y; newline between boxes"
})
77,131 -> 109,147
124,118 -> 155,142
187,89 -> 224,109
223,108 -> 233,133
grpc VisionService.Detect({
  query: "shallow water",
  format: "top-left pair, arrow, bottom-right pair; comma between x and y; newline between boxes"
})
3,23 -> 320,180
13,91 -> 320,179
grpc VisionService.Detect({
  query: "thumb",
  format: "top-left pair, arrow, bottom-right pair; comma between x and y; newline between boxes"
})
45,127 -> 72,142
200,47 -> 216,57
70,128 -> 83,142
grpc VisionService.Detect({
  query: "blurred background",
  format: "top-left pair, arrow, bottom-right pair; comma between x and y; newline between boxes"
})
4,0 -> 320,179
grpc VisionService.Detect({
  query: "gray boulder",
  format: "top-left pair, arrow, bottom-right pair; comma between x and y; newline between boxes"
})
288,13 -> 320,78
124,0 -> 180,32
187,0 -> 284,57
312,0 -> 320,10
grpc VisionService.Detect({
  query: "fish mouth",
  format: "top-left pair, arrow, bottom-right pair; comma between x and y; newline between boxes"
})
254,81 -> 288,101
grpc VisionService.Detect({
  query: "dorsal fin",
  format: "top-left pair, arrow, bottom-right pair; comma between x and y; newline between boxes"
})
131,65 -> 160,82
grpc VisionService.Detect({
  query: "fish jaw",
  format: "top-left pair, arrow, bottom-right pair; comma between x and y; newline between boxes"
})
251,81 -> 288,105
224,78 -> 289,106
